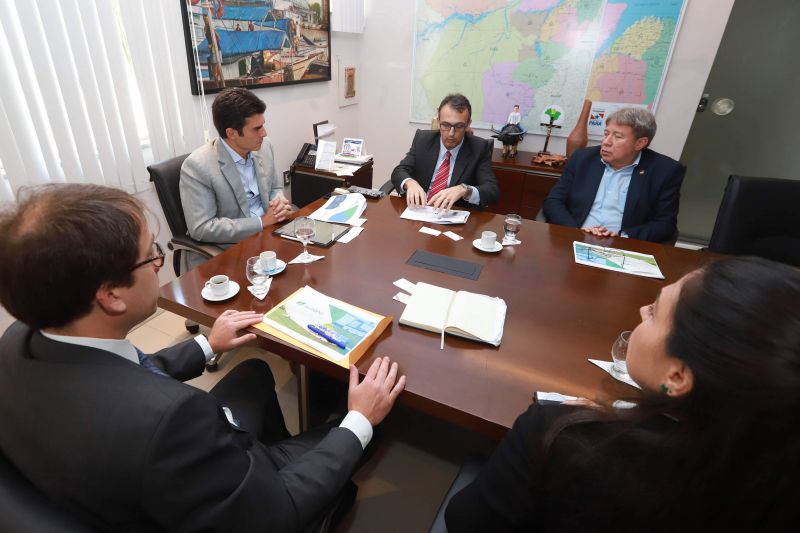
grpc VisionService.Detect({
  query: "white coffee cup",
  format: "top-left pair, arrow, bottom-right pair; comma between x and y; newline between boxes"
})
481,230 -> 497,249
204,274 -> 229,296
260,251 -> 277,273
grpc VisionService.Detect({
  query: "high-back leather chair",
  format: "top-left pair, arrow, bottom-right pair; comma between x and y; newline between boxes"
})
0,448 -> 97,532
147,154 -> 222,277
707,175 -> 800,266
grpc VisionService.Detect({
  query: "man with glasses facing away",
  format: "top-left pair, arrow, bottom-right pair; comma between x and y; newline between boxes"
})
0,184 -> 405,532
391,93 -> 499,210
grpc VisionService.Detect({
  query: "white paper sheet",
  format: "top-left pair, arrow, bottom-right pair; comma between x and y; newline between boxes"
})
337,227 -> 364,243
393,278 -> 417,294
588,359 -> 642,389
419,226 -> 441,236
443,231 -> 463,241
392,292 -> 411,304
315,139 -> 337,171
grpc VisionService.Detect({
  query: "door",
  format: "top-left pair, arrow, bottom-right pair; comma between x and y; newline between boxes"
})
678,0 -> 800,242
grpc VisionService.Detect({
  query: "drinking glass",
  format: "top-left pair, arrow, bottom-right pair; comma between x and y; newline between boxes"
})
503,214 -> 522,242
611,331 -> 631,377
246,256 -> 269,297
294,217 -> 316,261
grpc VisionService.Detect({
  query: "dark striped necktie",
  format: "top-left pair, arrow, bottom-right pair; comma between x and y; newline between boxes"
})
135,348 -> 168,377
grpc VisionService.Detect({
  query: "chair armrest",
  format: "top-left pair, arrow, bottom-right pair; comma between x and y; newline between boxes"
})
379,179 -> 398,196
169,236 -> 223,260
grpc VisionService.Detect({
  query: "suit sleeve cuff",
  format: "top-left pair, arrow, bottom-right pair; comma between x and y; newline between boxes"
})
339,410 -> 373,449
466,185 -> 480,205
193,335 -> 215,363
400,178 -> 411,193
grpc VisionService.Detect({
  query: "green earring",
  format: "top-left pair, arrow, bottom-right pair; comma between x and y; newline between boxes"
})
660,384 -> 670,394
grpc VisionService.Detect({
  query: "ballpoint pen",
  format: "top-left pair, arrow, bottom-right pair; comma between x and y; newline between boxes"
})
307,324 -> 347,349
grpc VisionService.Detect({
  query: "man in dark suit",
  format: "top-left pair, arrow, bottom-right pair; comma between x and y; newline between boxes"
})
0,184 -> 405,532
542,107 -> 685,243
391,93 -> 499,210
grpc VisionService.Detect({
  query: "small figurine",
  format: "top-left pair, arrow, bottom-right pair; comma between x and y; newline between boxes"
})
490,105 -> 526,158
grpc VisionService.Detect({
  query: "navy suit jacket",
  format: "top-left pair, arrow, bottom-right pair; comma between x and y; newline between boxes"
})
542,146 -> 685,243
390,129 -> 500,207
0,321 -> 362,532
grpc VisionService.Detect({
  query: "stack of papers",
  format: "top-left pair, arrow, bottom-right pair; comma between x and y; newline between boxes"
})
309,194 -> 367,225
400,206 -> 470,224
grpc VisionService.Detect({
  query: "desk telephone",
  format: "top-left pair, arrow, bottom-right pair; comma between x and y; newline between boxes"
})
295,143 -> 317,167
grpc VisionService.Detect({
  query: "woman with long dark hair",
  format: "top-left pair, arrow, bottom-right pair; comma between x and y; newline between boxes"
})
445,256 -> 800,532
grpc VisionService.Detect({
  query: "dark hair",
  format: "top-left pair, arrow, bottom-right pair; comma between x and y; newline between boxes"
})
544,257 -> 800,527
438,93 -> 472,121
0,184 -> 144,329
212,87 -> 266,138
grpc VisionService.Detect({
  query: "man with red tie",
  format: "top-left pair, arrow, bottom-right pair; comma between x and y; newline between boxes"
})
391,94 -> 499,210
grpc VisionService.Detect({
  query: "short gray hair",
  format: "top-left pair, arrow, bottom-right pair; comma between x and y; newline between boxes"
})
606,107 -> 657,145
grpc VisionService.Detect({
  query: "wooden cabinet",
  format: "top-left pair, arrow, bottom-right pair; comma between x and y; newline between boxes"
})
488,149 -> 563,219
289,161 -> 373,208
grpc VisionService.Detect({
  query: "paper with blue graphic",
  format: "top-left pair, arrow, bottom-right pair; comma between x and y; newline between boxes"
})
309,193 -> 367,225
573,241 -> 664,279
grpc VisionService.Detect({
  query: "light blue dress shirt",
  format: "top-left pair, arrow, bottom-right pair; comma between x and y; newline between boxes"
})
220,139 -> 265,218
582,152 -> 641,234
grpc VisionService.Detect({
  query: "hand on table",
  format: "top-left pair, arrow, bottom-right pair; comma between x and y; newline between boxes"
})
582,226 -> 618,238
262,196 -> 293,226
348,356 -> 406,426
404,180 -> 427,207
207,310 -> 264,353
427,185 -> 468,211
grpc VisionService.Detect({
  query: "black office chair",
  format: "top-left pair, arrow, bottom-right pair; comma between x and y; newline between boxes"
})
428,455 -> 485,533
147,154 -> 223,278
707,175 -> 800,266
0,449 -> 97,533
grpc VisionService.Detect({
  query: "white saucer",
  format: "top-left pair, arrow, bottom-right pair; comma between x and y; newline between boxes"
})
472,239 -> 502,253
257,259 -> 287,276
201,281 -> 240,301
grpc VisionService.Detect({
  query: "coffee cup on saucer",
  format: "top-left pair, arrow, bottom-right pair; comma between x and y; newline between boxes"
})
480,231 -> 497,250
204,275 -> 229,297
260,251 -> 277,273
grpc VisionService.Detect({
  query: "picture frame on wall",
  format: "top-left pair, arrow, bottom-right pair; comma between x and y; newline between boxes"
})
337,56 -> 358,107
180,0 -> 331,95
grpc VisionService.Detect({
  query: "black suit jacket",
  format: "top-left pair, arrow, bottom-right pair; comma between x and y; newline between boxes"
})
542,146 -> 685,243
390,129 -> 499,207
0,321 -> 362,532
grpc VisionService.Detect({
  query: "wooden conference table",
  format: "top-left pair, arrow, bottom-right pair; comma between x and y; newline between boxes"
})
159,196 -> 714,439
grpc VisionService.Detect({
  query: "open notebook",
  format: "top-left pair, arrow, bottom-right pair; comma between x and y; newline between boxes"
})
399,282 -> 506,348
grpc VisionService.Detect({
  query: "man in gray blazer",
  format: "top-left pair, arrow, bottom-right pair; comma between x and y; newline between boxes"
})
0,184 -> 405,532
180,87 -> 293,270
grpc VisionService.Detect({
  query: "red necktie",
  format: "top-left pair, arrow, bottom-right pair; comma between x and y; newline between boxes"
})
428,151 -> 451,198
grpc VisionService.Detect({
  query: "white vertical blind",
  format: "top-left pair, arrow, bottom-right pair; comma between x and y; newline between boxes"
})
0,0 -> 209,201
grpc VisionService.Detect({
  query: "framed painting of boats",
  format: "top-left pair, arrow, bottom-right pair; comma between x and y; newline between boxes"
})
180,0 -> 331,94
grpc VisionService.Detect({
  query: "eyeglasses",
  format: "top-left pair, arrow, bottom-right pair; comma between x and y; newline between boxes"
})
130,241 -> 165,271
439,122 -> 468,132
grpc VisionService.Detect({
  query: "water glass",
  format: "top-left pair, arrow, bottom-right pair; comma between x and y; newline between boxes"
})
611,331 -> 631,377
246,257 -> 269,297
294,217 -> 316,260
503,214 -> 522,242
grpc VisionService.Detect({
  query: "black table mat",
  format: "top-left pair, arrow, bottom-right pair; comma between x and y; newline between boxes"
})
406,249 -> 482,280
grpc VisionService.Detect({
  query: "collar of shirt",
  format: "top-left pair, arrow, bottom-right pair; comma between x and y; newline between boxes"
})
220,138 -> 253,167
40,331 -> 139,365
601,151 -> 641,172
438,137 -> 464,162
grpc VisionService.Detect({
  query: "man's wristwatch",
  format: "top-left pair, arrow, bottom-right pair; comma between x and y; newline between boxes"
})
460,183 -> 470,198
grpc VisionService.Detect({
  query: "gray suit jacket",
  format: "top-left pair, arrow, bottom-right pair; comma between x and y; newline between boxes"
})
0,321 -> 363,532
180,138 -> 283,269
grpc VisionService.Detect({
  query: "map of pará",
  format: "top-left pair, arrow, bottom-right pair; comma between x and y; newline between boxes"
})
411,0 -> 686,136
